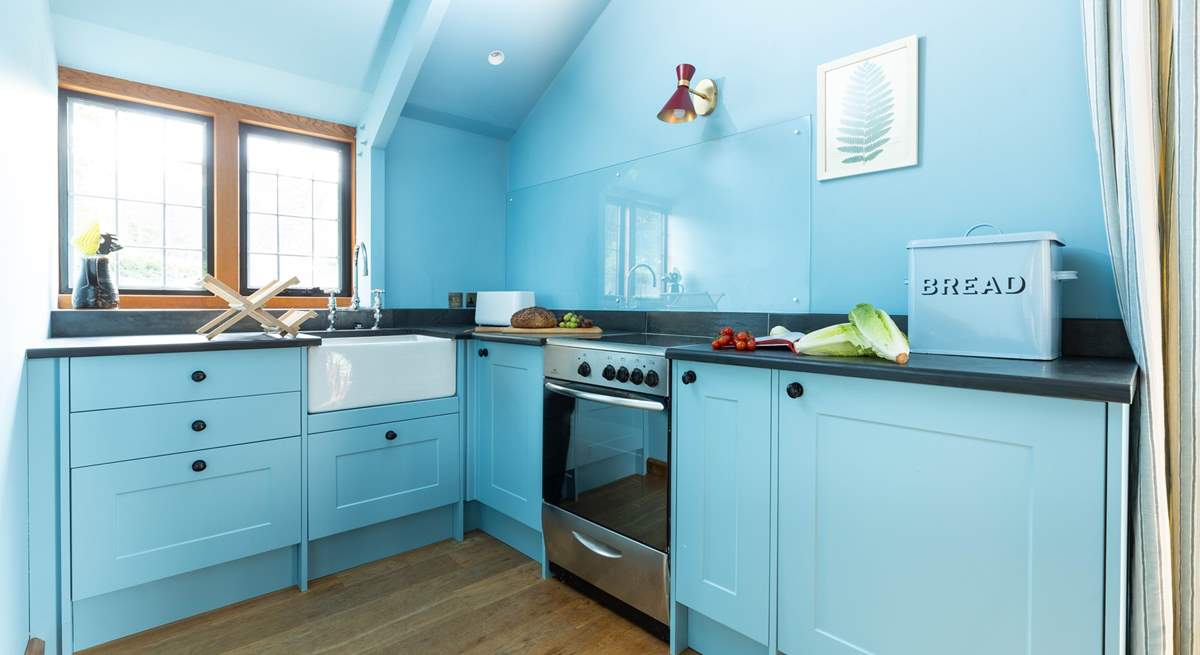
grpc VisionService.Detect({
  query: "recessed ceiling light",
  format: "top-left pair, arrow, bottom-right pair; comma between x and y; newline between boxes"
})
488,50 -> 505,66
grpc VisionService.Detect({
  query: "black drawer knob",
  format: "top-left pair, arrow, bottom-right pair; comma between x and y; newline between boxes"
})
681,370 -> 697,385
478,348 -> 489,358
191,459 -> 207,472
786,382 -> 804,398
385,430 -> 398,440
191,370 -> 207,382
191,420 -> 207,432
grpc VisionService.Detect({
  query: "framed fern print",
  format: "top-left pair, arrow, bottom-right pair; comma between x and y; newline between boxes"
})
817,35 -> 919,180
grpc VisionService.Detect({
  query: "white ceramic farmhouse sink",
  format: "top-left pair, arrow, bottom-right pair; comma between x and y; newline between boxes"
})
308,334 -> 456,413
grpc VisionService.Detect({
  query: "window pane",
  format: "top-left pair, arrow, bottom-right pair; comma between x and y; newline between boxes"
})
62,94 -> 211,293
313,219 -> 338,257
247,253 -> 277,288
313,181 -> 338,219
165,205 -> 203,250
277,141 -> 311,179
164,249 -> 203,288
279,255 -> 313,288
165,161 -> 202,206
278,216 -> 312,255
314,257 -> 339,289
245,135 -> 279,174
118,247 -> 164,287
240,126 -> 347,294
118,200 -> 163,247
165,120 -> 204,163
278,176 -> 312,217
247,172 -> 277,213
247,213 -> 277,253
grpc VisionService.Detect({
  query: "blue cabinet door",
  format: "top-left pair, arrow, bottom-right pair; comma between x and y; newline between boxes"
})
308,413 -> 461,540
71,437 -> 302,600
776,374 -> 1106,655
471,341 -> 544,530
673,361 -> 772,645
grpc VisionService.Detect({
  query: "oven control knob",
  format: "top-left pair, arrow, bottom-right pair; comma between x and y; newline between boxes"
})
602,365 -> 616,380
644,370 -> 660,387
577,362 -> 591,377
629,368 -> 644,385
616,366 -> 630,383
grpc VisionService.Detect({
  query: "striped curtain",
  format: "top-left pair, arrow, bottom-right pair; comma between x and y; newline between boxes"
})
1082,0 -> 1200,653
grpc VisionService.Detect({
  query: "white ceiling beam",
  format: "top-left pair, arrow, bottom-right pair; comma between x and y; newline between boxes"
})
359,0 -> 449,148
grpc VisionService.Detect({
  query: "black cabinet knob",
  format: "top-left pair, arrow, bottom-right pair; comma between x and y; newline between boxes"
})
786,382 -> 804,398
681,370 -> 697,385
191,370 -> 207,382
478,348 -> 489,358
616,366 -> 630,383
385,430 -> 398,440
191,459 -> 207,472
630,369 -> 644,385
602,365 -> 616,380
644,370 -> 660,387
191,420 -> 207,432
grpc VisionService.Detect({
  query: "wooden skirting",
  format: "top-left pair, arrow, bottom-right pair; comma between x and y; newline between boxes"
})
646,457 -> 668,478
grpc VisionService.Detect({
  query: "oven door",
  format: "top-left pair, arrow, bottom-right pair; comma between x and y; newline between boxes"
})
542,379 -> 669,553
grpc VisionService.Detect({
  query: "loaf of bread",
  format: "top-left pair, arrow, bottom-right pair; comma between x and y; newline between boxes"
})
510,306 -> 557,329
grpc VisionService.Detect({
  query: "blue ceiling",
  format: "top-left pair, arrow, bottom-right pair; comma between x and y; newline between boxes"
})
49,0 -> 610,140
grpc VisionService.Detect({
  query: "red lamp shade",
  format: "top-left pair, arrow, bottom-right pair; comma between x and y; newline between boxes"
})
657,63 -> 698,123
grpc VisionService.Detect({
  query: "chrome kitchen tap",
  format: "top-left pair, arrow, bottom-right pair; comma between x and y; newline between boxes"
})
622,263 -> 659,307
350,242 -> 370,310
371,289 -> 384,330
325,288 -> 338,331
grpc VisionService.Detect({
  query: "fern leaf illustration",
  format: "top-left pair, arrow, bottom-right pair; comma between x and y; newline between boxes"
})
836,61 -> 894,165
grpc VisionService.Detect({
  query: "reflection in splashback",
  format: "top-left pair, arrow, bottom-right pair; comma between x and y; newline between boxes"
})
505,116 -> 813,312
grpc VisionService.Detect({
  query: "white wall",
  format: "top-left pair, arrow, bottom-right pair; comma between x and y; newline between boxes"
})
0,0 -> 58,648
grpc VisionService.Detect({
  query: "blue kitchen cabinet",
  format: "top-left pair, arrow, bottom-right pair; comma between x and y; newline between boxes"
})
776,373 -> 1107,655
308,413 -> 461,540
673,361 -> 773,646
71,436 -> 302,601
470,340 -> 544,530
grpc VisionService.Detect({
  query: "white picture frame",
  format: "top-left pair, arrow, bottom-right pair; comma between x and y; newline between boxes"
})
817,35 -> 919,181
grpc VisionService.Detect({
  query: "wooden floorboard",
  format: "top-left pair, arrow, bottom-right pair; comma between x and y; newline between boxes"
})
80,531 -> 675,655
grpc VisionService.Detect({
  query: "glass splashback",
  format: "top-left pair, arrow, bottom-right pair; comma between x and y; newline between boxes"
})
506,116 -> 813,312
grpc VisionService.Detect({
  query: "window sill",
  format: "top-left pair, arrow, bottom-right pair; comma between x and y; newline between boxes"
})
56,294 -> 351,310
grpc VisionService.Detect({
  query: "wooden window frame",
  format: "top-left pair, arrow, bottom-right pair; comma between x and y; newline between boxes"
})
56,67 -> 356,309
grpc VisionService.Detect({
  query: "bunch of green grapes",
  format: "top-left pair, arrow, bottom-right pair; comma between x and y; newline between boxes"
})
558,312 -> 594,329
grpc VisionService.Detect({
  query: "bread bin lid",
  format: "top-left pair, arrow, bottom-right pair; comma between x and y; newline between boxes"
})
908,225 -> 1063,249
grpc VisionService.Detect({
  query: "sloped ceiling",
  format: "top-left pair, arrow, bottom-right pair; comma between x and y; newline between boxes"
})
49,0 -> 608,139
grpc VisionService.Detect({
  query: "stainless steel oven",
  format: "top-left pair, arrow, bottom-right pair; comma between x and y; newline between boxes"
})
542,337 -> 682,628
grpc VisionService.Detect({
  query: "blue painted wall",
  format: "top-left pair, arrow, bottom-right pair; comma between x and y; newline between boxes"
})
508,0 -> 1118,318
0,0 -> 58,649
385,117 -> 507,306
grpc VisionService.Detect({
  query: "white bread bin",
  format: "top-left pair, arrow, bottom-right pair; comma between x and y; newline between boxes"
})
907,225 -> 1077,360
475,291 -> 536,326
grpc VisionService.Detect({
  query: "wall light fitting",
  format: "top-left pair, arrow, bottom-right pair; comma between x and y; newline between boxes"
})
657,63 -> 717,123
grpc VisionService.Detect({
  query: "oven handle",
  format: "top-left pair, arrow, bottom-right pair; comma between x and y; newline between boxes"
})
544,381 -> 666,412
572,530 -> 623,559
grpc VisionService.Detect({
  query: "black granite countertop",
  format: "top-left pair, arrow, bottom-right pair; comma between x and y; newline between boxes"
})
666,345 -> 1139,404
303,325 -> 478,340
26,332 -> 322,359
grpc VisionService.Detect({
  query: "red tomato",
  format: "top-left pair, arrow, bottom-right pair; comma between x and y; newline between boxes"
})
718,335 -> 733,346
745,340 -> 757,351
735,340 -> 747,351
711,339 -> 723,350
721,326 -> 734,337
735,331 -> 749,341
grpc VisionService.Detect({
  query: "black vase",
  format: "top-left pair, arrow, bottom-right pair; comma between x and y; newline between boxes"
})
72,256 -> 119,309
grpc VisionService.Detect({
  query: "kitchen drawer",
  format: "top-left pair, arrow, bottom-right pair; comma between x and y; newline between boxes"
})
70,348 -> 301,412
70,392 -> 301,467
71,437 -> 301,600
309,413 -> 460,540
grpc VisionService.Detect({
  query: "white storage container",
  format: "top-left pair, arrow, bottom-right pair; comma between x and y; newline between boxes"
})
474,291 -> 536,326
906,225 -> 1077,360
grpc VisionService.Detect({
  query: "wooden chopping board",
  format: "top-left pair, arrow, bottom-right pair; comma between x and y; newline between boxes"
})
473,326 -> 604,335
